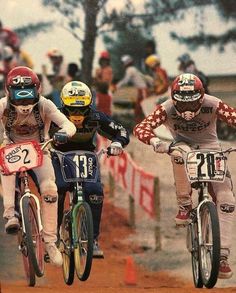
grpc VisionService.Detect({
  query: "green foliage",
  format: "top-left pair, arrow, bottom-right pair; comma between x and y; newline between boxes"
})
104,28 -> 151,80
171,28 -> 236,52
15,22 -> 53,43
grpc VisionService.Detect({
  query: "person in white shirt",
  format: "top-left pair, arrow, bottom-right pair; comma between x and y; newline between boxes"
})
115,55 -> 147,123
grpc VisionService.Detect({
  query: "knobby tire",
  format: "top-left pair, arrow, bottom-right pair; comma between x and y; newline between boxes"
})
22,196 -> 44,278
199,201 -> 220,288
73,202 -> 94,281
18,230 -> 36,286
61,211 -> 75,285
188,221 -> 203,288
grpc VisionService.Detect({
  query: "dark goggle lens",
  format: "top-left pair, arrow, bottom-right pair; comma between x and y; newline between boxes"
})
10,87 -> 37,104
66,106 -> 90,116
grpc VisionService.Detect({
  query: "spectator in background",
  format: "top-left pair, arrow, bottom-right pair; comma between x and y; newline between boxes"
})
142,39 -> 156,73
178,53 -> 210,94
0,20 -> 20,52
94,51 -> 113,115
0,45 -> 33,82
65,62 -> 81,83
45,48 -> 67,108
145,54 -> 169,96
114,55 -> 148,124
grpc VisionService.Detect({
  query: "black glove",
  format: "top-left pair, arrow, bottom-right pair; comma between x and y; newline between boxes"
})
53,132 -> 68,145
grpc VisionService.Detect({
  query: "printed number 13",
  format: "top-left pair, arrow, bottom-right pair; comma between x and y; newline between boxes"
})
73,155 -> 87,178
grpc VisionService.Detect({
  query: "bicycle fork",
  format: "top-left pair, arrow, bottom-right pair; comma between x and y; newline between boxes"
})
19,192 -> 43,234
196,183 -> 211,250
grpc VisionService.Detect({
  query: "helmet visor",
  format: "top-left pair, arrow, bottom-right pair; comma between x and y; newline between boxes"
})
9,87 -> 38,105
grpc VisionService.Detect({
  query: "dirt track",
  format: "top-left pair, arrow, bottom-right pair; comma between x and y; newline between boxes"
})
1,136 -> 236,292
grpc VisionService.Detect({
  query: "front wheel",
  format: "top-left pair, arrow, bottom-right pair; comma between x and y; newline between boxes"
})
60,211 -> 75,285
22,195 -> 44,278
187,221 -> 203,288
18,229 -> 36,287
199,201 -> 220,288
73,202 -> 94,281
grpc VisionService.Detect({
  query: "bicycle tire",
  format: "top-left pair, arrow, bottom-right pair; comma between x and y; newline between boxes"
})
73,201 -> 94,281
187,222 -> 203,288
18,229 -> 36,286
22,195 -> 44,277
61,211 -> 75,285
199,201 -> 220,288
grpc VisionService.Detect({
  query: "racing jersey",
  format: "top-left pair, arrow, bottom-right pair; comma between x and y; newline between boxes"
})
52,108 -> 130,152
0,96 -> 76,143
133,94 -> 236,149
116,66 -> 146,90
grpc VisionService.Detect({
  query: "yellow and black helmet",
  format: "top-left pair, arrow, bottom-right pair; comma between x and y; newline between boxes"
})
61,81 -> 93,127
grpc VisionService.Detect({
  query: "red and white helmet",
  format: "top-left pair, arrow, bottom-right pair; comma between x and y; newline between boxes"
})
171,73 -> 205,120
5,66 -> 41,115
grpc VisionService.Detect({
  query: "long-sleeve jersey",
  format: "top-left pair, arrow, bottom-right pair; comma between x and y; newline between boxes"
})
0,96 -> 76,143
52,108 -> 130,152
133,94 -> 236,149
116,66 -> 146,90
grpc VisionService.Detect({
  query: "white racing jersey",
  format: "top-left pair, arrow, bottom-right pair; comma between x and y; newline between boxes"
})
0,95 -> 76,143
134,94 -> 236,149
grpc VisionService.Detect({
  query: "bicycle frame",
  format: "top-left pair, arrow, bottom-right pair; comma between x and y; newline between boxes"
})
71,183 -> 84,249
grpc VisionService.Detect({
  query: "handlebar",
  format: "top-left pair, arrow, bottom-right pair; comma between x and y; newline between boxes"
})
169,146 -> 236,156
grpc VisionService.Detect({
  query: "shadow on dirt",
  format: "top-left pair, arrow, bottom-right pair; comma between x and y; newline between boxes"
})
0,198 -> 24,281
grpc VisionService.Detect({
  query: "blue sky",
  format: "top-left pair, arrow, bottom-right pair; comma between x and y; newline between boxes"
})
1,0 -> 236,76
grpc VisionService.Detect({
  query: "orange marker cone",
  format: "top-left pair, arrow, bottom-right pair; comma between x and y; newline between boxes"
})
124,256 -> 137,286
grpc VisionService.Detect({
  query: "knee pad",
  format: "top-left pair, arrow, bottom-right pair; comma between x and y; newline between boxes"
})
42,194 -> 57,204
170,142 -> 192,164
219,203 -> 235,214
87,194 -> 104,205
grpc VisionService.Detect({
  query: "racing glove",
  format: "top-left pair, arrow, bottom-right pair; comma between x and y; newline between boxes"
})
53,132 -> 68,145
107,141 -> 123,156
150,137 -> 170,153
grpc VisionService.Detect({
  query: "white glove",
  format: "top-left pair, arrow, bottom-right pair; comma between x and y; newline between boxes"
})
150,137 -> 170,153
109,141 -> 123,156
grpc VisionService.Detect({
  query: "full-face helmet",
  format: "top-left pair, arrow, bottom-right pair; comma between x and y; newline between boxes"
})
145,54 -> 160,68
60,81 -> 92,127
121,55 -> 133,66
5,66 -> 41,115
171,73 -> 205,120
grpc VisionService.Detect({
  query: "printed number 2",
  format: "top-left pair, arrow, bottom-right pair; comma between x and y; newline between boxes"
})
197,153 -> 215,178
22,149 -> 30,164
73,155 -> 88,178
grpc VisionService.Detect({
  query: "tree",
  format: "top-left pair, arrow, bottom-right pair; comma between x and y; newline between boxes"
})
42,0 -> 140,85
41,0 -> 236,84
104,28 -> 151,79
143,0 -> 236,51
15,22 -> 53,43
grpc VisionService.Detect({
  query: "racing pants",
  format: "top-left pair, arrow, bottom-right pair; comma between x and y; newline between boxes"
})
1,152 -> 58,243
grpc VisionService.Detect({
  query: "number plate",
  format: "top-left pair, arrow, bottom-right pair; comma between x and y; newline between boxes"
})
185,150 -> 227,182
58,150 -> 99,183
0,141 -> 43,174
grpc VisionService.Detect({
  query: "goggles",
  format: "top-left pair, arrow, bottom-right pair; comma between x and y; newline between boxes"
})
9,87 -> 37,105
65,106 -> 90,116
